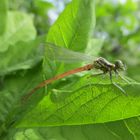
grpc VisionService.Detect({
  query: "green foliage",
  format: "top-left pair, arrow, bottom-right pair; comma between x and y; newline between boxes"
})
4,117 -> 140,140
43,0 -> 96,80
95,0 -> 140,82
0,11 -> 36,52
46,0 -> 95,50
0,38 -> 44,76
17,76 -> 140,127
0,0 -> 140,140
0,0 -> 8,35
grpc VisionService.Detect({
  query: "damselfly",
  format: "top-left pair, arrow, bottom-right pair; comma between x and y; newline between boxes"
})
23,42 -> 128,101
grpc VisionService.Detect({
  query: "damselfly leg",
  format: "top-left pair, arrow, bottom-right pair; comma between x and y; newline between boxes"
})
88,70 -> 128,96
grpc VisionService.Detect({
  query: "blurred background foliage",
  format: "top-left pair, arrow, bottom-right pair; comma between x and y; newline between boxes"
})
95,0 -> 140,82
9,0 -> 140,82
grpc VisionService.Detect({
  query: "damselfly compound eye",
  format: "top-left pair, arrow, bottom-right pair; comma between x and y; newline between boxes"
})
115,60 -> 125,71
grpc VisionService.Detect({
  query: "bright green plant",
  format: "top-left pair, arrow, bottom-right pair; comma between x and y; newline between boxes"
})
0,0 -> 140,140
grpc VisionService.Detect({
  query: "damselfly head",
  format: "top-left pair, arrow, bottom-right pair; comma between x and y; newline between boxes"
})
114,60 -> 126,71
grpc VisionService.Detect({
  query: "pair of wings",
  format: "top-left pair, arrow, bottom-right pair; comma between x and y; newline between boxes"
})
41,42 -> 96,63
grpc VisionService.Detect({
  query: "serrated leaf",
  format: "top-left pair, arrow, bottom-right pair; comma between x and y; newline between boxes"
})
0,11 -> 36,52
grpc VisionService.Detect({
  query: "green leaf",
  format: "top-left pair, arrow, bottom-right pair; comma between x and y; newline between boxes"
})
0,36 -> 45,76
46,0 -> 95,50
0,0 -> 8,35
0,64 -> 43,139
34,0 -> 53,15
8,116 -> 140,140
0,11 -> 36,52
125,117 -> 140,139
43,0 -> 96,79
16,75 -> 140,127
85,38 -> 104,56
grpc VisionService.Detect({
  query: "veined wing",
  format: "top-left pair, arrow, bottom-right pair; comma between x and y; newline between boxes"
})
42,42 -> 95,63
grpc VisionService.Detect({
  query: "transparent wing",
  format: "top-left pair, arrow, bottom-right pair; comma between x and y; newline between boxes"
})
42,42 -> 96,63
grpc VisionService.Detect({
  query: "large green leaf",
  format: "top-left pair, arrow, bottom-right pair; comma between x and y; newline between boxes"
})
0,0 -> 8,35
17,75 -> 140,127
7,116 -> 140,140
0,11 -> 36,52
43,0 -> 96,79
46,0 -> 95,50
